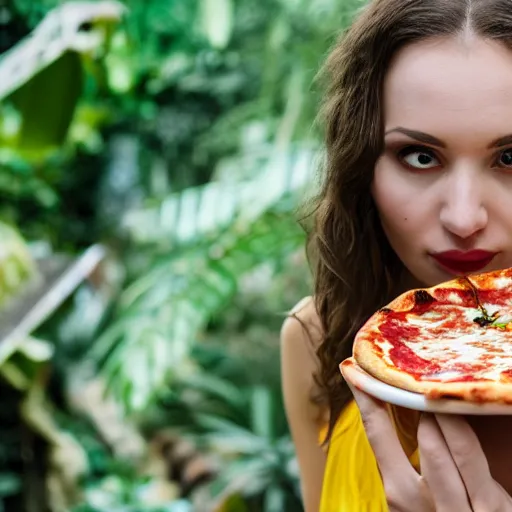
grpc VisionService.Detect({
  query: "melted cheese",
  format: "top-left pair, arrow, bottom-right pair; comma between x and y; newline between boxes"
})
377,305 -> 512,382
373,272 -> 512,383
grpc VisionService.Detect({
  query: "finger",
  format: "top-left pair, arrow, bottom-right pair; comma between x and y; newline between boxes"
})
435,414 -> 491,503
341,362 -> 417,478
418,414 -> 472,512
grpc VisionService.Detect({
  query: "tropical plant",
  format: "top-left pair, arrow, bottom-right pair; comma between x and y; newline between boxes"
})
92,145 -> 317,412
0,0 -> 368,510
139,337 -> 303,512
87,0 -> 364,413
0,223 -> 103,512
0,0 -> 125,247
0,222 -> 39,512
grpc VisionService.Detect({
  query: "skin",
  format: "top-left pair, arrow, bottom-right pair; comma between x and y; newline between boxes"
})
342,363 -> 512,512
281,297 -> 327,511
363,34 -> 512,508
282,34 -> 512,511
374,35 -> 512,287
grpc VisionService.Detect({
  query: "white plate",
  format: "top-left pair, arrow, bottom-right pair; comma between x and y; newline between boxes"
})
343,361 -> 512,415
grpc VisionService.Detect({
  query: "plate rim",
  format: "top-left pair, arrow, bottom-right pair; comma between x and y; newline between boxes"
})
342,359 -> 512,415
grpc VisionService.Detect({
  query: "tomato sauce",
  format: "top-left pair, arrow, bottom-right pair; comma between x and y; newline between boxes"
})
374,282 -> 511,382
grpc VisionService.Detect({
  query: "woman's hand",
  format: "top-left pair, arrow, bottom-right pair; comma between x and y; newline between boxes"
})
341,363 -> 512,512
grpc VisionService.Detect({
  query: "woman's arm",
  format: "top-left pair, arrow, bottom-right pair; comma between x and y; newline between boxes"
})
280,298 -> 327,512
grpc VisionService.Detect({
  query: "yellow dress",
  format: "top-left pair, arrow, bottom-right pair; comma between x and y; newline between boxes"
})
319,400 -> 421,512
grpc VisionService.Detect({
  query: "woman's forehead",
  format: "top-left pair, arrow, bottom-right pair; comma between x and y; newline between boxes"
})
383,36 -> 512,145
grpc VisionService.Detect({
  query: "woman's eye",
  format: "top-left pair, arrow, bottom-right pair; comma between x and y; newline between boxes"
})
497,149 -> 512,168
398,146 -> 440,170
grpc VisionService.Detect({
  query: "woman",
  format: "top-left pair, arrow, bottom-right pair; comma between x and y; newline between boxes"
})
281,1 -> 512,510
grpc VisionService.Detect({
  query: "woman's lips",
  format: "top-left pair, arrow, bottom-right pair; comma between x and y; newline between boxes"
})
430,250 -> 498,274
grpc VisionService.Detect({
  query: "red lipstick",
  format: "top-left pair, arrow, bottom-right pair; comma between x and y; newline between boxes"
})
430,250 -> 498,274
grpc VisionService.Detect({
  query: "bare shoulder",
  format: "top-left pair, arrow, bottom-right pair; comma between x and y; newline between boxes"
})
280,296 -> 324,420
281,295 -> 323,351
280,297 -> 327,511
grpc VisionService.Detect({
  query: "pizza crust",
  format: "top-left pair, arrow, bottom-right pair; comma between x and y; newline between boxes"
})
354,333 -> 512,403
351,268 -> 512,404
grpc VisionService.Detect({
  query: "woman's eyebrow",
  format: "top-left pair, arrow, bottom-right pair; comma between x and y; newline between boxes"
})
384,127 -> 445,148
386,128 -> 512,150
489,134 -> 512,148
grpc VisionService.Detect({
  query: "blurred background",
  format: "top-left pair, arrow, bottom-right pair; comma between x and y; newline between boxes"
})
0,0 -> 362,510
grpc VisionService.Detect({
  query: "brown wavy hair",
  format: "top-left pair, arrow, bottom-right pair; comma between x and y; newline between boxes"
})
310,0 -> 512,443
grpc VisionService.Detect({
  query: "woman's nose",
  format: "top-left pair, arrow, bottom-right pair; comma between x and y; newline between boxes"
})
439,170 -> 488,240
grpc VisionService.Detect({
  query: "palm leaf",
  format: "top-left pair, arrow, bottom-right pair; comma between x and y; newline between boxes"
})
93,206 -> 305,412
121,145 -> 318,247
93,143 -> 316,412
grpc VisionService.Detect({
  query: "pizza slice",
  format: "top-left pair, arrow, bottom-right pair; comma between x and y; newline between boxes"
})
350,267 -> 512,403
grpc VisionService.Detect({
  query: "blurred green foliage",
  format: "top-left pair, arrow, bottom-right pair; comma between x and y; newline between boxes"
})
0,0 -> 364,510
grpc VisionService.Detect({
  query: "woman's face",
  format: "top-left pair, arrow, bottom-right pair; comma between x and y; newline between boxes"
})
373,35 -> 512,288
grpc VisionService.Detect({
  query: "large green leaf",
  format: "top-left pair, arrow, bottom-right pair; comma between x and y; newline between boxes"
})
0,1 -> 125,158
0,1 -> 125,101
9,51 -> 83,152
